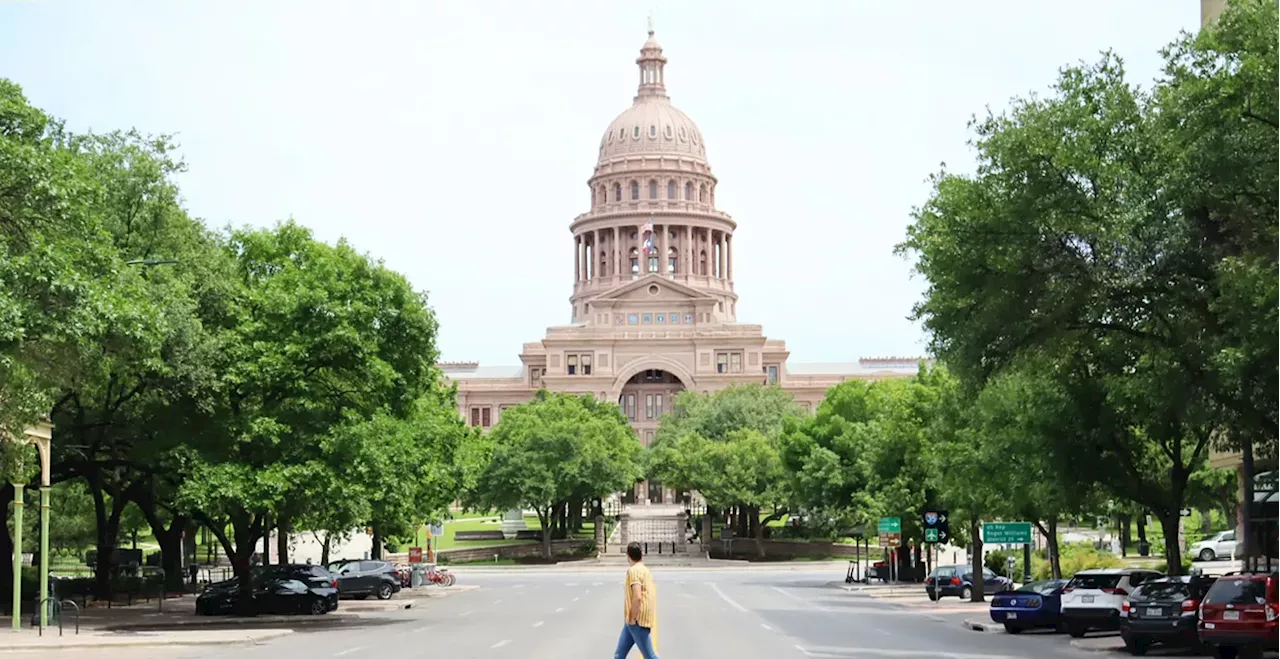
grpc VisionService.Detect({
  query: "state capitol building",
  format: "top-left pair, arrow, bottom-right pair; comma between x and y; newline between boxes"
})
442,29 -> 924,504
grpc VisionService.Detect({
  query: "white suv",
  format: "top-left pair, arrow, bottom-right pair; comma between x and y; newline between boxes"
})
1190,530 -> 1237,562
1060,568 -> 1163,637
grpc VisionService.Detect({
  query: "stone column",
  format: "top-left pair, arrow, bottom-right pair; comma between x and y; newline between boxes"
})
717,231 -> 725,279
660,223 -> 669,276
683,226 -> 692,280
636,225 -> 646,275
726,234 -> 733,281
592,229 -> 600,281
595,515 -> 606,557
619,513 -> 631,551
574,235 -> 581,282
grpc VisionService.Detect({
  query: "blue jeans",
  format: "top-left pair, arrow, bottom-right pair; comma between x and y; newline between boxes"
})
614,623 -> 659,659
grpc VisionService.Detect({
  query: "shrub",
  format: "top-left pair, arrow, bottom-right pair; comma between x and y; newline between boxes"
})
1030,542 -> 1123,580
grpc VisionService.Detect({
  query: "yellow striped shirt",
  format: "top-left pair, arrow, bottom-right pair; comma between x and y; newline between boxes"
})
623,563 -> 658,629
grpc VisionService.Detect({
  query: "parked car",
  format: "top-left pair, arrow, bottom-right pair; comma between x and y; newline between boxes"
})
1061,568 -> 1163,637
926,564 -> 1013,601
1119,574 -> 1217,655
1198,570 -> 1278,659
988,579 -> 1068,633
1191,530 -> 1238,562
195,564 -> 339,616
326,559 -> 402,600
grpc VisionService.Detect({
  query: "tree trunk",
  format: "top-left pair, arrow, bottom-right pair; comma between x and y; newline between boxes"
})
90,481 -> 129,599
370,525 -> 383,560
261,512 -> 271,566
1159,512 -> 1183,576
756,508 -> 787,558
735,506 -> 749,539
201,510 -> 261,615
276,516 -> 290,565
969,517 -> 985,602
1137,513 -> 1148,548
539,507 -> 553,560
312,532 -> 332,566
1240,438 -> 1254,567
1047,517 -> 1061,580
1118,513 -> 1130,557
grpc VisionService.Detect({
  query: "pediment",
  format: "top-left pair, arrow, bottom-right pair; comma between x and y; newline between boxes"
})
589,275 -> 717,304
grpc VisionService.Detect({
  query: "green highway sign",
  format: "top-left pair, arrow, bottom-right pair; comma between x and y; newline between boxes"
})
924,528 -> 939,542
877,517 -> 901,533
983,522 -> 1032,544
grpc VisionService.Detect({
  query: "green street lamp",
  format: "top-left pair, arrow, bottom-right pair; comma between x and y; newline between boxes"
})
7,420 -> 52,630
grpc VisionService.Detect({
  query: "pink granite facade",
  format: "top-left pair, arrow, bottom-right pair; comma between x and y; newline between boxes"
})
442,30 -> 925,503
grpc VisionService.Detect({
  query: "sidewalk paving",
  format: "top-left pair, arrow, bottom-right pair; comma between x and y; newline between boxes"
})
0,628 -> 293,651
1068,634 -> 1125,653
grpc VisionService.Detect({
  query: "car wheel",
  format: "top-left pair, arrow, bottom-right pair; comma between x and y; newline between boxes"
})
1199,548 -> 1216,562
1067,624 -> 1086,638
960,585 -> 972,601
309,598 -> 326,616
1003,624 -> 1022,634
377,582 -> 394,600
927,590 -> 939,602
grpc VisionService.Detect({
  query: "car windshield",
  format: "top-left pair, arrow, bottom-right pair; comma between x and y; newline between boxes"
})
1135,582 -> 1190,601
1068,574 -> 1121,590
1206,578 -> 1269,605
1016,580 -> 1063,594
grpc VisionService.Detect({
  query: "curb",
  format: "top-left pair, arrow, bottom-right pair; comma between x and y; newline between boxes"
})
0,629 -> 293,652
1068,638 -> 1125,653
104,612 -> 367,632
962,619 -> 1004,633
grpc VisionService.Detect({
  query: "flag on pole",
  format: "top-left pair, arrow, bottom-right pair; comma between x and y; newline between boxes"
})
642,217 -> 655,254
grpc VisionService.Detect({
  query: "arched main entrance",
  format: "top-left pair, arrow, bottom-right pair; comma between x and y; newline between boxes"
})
617,368 -> 685,505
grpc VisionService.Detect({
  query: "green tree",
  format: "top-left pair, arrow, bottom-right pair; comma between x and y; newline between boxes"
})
468,391 -> 640,558
649,385 -> 802,553
176,221 -> 441,605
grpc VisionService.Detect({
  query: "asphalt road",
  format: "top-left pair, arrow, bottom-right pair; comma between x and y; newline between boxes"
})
23,566 -> 1132,658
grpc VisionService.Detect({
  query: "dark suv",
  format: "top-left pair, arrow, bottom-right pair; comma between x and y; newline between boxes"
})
1120,574 -> 1217,654
1198,571 -> 1278,659
926,564 -> 1013,600
326,559 -> 402,600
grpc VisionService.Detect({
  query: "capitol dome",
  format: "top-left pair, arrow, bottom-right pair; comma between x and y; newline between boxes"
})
596,30 -> 708,165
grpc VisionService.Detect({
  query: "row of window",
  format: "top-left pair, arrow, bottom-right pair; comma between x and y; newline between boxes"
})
617,392 -> 667,421
615,312 -> 694,326
716,351 -> 744,374
469,405 -> 511,428
606,123 -> 697,145
600,180 -> 709,205
566,353 -> 593,376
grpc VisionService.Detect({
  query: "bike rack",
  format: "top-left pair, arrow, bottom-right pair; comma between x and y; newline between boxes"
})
36,598 -> 80,637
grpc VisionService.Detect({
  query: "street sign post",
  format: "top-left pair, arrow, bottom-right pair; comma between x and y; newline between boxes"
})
983,522 -> 1032,544
877,517 -> 902,581
408,547 -> 423,564
921,510 -> 950,544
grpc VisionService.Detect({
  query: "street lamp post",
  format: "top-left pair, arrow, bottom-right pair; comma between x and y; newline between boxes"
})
8,420 -> 52,630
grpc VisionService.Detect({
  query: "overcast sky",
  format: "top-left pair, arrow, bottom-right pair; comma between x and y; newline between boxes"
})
0,1 -> 1199,365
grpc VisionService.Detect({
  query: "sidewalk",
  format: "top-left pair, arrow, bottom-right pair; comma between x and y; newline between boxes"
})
1068,634 -> 1125,653
0,628 -> 292,651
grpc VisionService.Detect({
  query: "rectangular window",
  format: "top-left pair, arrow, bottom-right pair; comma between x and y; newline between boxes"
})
628,314 -> 639,325
567,354 -> 578,375
626,394 -> 636,420
642,313 -> 652,324
656,394 -> 663,417
716,353 -> 728,374
656,314 -> 665,324
645,431 -> 654,446
668,257 -> 677,275
582,354 -> 592,375
470,407 -> 481,426
670,313 -> 680,324
730,353 -> 743,374
646,394 -> 654,419
648,256 -> 659,272
631,258 -> 639,279
684,313 -> 694,324
481,407 -> 491,427
767,365 -> 779,385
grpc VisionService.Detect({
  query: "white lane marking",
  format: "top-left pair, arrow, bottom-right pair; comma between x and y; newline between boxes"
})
532,620 -> 544,628
493,599 -> 503,604
772,585 -> 830,612
796,646 -> 814,657
877,628 -> 891,636
708,582 -> 747,613
797,647 -> 1028,659
458,610 -> 472,617
761,623 -> 773,631
566,582 -> 578,586
412,626 -> 429,633
592,581 -> 603,586
679,592 -> 696,599
333,649 -> 363,657
513,584 -> 525,589
555,607 -> 564,613
490,640 -> 511,649
572,597 -> 580,602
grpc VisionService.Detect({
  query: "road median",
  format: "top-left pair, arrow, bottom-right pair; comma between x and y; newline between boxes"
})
0,628 -> 292,652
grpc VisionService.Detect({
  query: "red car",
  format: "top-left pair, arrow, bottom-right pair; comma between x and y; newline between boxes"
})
1197,570 -> 1278,659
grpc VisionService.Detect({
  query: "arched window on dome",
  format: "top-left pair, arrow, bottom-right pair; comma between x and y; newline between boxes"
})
684,181 -> 694,201
598,186 -> 607,206
648,180 -> 658,199
699,250 -> 708,276
668,246 -> 678,276
614,183 -> 622,202
599,250 -> 608,278
630,247 -> 640,280
699,184 -> 708,203
667,180 -> 676,200
630,181 -> 640,201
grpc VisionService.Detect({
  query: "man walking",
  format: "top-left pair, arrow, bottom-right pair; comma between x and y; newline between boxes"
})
614,541 -> 659,659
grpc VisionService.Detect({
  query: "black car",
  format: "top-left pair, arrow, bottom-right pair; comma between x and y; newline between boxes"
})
1120,574 -> 1217,655
326,559 -> 402,600
196,564 -> 339,616
926,564 -> 1014,600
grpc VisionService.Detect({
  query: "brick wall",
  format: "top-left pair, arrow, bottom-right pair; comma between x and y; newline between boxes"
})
437,539 -> 590,564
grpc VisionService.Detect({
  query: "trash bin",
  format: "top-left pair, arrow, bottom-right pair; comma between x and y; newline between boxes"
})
409,564 -> 428,588
1137,541 -> 1151,557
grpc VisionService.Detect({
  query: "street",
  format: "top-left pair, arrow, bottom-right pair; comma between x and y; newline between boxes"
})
23,565 -> 1129,659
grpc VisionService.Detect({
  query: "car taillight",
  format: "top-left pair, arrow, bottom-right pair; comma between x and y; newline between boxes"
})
1266,604 -> 1277,622
332,579 -> 338,589
951,577 -> 961,586
1063,587 -> 1075,593
1101,588 -> 1128,596
1121,601 -> 1131,615
1181,599 -> 1198,614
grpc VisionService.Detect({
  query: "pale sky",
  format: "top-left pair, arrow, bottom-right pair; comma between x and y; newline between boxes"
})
0,1 -> 1199,366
